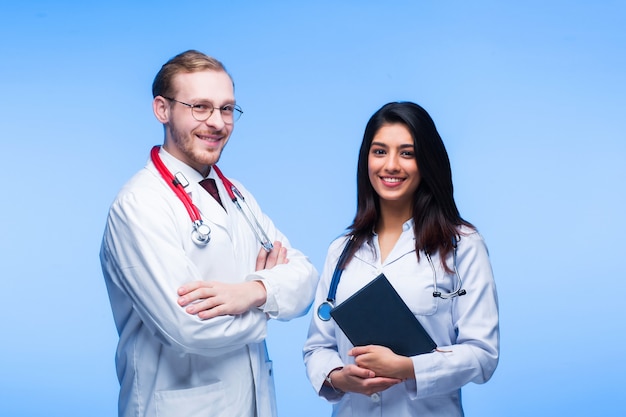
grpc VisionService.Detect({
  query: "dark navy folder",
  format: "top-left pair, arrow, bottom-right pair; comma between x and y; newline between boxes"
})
330,273 -> 436,356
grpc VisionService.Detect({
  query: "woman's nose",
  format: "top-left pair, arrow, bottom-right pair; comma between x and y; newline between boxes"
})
383,154 -> 400,171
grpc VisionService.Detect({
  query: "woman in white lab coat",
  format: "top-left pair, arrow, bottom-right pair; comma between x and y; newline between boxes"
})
303,102 -> 499,416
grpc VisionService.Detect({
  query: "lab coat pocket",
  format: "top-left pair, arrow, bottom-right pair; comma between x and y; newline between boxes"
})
391,272 -> 438,316
260,358 -> 278,417
155,381 -> 225,417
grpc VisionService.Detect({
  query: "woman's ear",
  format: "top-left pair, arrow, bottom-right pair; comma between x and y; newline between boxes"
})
153,96 -> 170,123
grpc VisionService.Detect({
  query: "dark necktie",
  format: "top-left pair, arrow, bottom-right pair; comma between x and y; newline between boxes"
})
199,178 -> 224,209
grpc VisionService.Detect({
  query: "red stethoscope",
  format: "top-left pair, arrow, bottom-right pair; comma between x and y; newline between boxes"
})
150,145 -> 274,251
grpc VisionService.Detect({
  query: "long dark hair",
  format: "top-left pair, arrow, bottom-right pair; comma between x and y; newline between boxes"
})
343,101 -> 473,271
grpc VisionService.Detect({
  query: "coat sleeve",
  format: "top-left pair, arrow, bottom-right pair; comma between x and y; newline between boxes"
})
302,238 -> 348,402
229,180 -> 319,321
409,231 -> 500,399
100,178 -> 267,357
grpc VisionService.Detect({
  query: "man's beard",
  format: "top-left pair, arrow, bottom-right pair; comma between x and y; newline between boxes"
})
171,125 -> 225,171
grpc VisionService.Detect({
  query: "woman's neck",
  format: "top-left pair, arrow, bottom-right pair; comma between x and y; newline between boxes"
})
376,203 -> 412,263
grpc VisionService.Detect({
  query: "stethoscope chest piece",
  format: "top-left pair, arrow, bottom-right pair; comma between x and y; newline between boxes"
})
317,235 -> 355,321
317,301 -> 334,321
150,146 -> 273,250
191,220 -> 211,245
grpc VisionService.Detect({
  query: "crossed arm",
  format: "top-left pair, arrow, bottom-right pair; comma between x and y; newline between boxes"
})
177,241 -> 289,320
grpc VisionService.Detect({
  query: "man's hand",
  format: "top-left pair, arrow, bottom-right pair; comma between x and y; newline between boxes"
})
255,240 -> 288,271
177,280 -> 266,320
177,241 -> 289,319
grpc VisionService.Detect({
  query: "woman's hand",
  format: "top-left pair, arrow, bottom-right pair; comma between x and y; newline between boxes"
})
328,364 -> 401,396
349,345 -> 415,380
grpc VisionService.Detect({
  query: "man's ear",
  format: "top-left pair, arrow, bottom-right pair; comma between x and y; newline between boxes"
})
153,96 -> 170,123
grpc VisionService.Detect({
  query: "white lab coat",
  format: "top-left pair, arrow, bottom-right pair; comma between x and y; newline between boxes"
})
303,221 -> 499,416
100,148 -> 318,417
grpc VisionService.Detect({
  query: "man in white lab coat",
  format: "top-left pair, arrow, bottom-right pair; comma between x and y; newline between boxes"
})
100,50 -> 318,417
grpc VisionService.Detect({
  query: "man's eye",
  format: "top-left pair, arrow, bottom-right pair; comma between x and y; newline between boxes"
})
221,105 -> 235,113
193,104 -> 211,111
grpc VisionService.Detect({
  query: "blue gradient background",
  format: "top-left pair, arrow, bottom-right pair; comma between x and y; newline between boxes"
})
1,1 -> 624,416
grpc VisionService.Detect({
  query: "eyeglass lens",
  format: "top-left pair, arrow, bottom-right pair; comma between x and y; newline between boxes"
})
191,104 -> 242,123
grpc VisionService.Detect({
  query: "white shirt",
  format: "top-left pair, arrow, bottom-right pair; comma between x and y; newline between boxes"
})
303,221 -> 499,416
100,148 -> 318,417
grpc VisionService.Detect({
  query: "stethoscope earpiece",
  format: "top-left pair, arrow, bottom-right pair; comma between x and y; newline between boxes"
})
426,242 -> 466,299
318,236 -> 467,320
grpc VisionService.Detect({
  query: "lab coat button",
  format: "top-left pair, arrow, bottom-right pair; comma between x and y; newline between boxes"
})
370,393 -> 380,402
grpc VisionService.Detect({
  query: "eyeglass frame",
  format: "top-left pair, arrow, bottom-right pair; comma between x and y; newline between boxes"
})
161,96 -> 243,123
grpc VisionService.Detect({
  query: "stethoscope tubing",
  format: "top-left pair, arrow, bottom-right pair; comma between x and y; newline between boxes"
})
150,145 -> 273,251
317,235 -> 354,321
150,146 -> 203,224
425,248 -> 466,299
212,165 -> 274,252
317,235 -> 466,321
327,235 -> 355,303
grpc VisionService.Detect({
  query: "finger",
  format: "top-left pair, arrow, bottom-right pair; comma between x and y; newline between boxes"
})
178,286 -> 215,306
349,346 -> 373,357
195,300 -> 230,319
184,296 -> 221,314
197,307 -> 223,320
255,247 -> 268,271
177,280 -> 206,296
276,245 -> 289,265
361,377 -> 401,395
354,354 -> 382,370
265,242 -> 280,267
197,301 -> 241,319
374,376 -> 402,385
345,364 -> 375,379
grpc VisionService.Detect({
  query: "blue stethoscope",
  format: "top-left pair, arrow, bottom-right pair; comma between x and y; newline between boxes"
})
317,235 -> 355,321
317,235 -> 466,321
150,145 -> 274,251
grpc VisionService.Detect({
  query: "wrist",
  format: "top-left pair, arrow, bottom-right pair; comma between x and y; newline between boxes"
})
396,356 -> 415,380
325,367 -> 343,393
251,280 -> 267,308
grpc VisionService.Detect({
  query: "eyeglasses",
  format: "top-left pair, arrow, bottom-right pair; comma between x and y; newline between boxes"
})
162,96 -> 243,123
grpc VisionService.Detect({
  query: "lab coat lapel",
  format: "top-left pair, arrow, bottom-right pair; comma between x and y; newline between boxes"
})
192,183 -> 230,230
383,232 -> 416,266
354,230 -> 416,268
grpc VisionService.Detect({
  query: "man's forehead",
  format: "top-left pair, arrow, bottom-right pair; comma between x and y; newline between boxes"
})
172,70 -> 234,97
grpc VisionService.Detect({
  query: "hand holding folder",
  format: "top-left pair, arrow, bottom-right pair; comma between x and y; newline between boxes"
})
330,274 -> 436,357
